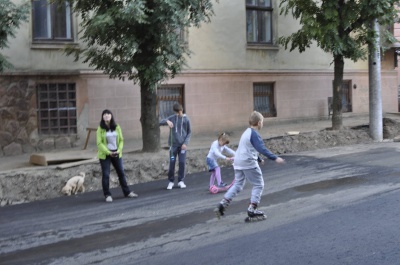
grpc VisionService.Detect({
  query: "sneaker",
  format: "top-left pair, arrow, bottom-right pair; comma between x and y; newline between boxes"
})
105,196 -> 113,202
218,182 -> 227,187
127,192 -> 138,198
167,182 -> 174,190
178,181 -> 186,188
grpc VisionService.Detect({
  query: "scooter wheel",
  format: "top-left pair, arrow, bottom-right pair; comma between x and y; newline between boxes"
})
209,185 -> 219,194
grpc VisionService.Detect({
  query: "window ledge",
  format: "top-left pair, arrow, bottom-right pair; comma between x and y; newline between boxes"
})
30,42 -> 79,50
247,44 -> 279,50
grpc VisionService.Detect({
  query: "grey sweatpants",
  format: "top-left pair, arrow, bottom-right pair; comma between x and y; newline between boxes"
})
224,166 -> 264,205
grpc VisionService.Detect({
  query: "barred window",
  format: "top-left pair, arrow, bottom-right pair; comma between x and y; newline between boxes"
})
37,83 -> 77,135
341,80 -> 352,113
157,85 -> 184,121
253,83 -> 276,117
174,26 -> 187,44
331,80 -> 352,113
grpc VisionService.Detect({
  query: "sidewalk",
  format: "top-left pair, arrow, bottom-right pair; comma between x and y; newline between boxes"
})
111,113 -> 376,151
1,113 -> 399,172
184,112 -> 380,150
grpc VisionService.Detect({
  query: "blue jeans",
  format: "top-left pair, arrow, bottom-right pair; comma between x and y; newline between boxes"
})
206,157 -> 218,172
99,155 -> 131,197
168,146 -> 186,182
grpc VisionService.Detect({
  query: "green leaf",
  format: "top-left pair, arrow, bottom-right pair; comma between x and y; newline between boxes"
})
0,0 -> 29,72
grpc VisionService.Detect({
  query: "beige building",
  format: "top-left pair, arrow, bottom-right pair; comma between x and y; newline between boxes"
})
0,0 -> 398,155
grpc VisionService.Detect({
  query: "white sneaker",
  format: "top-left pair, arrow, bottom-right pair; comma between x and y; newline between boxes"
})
105,196 -> 113,202
178,181 -> 186,189
167,182 -> 174,190
127,192 -> 138,198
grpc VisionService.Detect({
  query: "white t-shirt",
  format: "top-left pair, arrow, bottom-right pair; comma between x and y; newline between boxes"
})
106,130 -> 118,150
207,140 -> 235,160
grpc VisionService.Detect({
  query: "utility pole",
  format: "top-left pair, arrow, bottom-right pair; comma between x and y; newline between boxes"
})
368,18 -> 383,142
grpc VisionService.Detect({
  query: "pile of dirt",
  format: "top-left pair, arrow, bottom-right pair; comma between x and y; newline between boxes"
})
1,119 -> 400,206
266,125 -> 373,154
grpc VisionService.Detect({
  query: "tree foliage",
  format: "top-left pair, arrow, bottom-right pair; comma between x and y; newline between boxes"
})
63,0 -> 215,152
0,0 -> 29,72
278,0 -> 399,129
68,0 -> 214,83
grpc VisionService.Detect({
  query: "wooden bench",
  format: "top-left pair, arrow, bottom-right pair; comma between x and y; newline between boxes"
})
30,152 -> 95,166
328,97 -> 333,119
83,127 -> 97,150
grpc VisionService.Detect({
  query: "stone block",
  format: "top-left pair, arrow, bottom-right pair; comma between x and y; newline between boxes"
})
3,142 -> 23,156
0,131 -> 13,147
55,137 -> 71,149
38,138 -> 55,151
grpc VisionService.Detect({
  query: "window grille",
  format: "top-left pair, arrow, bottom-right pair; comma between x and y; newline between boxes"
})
157,85 -> 184,121
341,80 -> 352,113
253,83 -> 276,117
332,80 -> 352,113
37,83 -> 77,135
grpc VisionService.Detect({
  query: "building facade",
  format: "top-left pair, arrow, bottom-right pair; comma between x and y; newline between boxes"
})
0,0 -> 398,155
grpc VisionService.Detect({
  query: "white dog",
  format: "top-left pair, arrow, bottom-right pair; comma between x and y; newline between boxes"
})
61,172 -> 86,196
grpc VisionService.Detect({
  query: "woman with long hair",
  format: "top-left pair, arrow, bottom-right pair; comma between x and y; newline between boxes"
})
96,109 -> 138,202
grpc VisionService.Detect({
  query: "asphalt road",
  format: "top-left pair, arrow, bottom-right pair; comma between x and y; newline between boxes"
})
1,142 -> 400,265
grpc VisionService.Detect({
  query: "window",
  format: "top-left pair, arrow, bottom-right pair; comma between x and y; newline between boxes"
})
157,85 -> 184,121
37,83 -> 77,135
32,0 -> 73,41
253,83 -> 276,117
174,27 -> 187,44
331,80 -> 352,113
246,0 -> 273,44
341,80 -> 352,113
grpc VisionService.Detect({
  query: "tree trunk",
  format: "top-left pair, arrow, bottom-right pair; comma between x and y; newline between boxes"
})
332,55 -> 344,130
140,81 -> 160,152
368,19 -> 383,141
